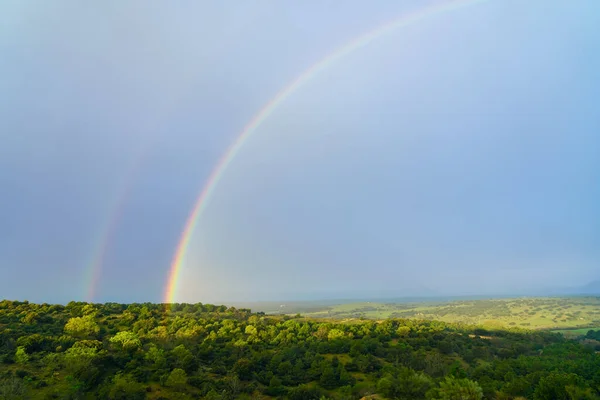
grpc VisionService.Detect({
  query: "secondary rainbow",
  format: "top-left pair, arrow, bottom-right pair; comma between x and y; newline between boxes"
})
84,151 -> 147,302
164,0 -> 489,303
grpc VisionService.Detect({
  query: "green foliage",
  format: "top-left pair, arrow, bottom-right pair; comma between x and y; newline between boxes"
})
0,299 -> 599,399
288,384 -> 324,400
64,315 -> 100,338
266,376 -> 286,396
0,376 -> 29,400
145,343 -> 167,368
166,368 -> 187,390
397,325 -> 411,337
107,373 -> 146,400
109,330 -> 141,351
431,376 -> 483,400
378,367 -> 433,399
533,372 -> 587,400
327,329 -> 345,340
63,344 -> 101,388
14,346 -> 29,364
319,365 -> 338,389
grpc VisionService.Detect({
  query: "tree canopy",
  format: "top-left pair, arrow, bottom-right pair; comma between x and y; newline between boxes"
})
0,299 -> 599,399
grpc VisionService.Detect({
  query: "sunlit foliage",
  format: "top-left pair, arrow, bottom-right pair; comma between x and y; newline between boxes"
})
0,300 -> 598,399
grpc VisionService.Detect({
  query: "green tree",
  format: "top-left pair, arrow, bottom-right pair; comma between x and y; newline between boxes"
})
166,368 -> 188,390
14,346 -> 29,364
109,331 -> 141,351
170,344 -> 195,372
397,326 -> 411,337
63,345 -> 101,388
245,325 -> 258,336
565,386 -> 600,400
225,374 -> 242,398
320,365 -> 338,389
534,373 -> 585,400
108,374 -> 146,400
265,376 -> 285,397
378,368 -> 432,400
145,344 -> 167,368
327,329 -> 345,340
288,384 -> 323,400
430,376 -> 483,400
64,315 -> 100,338
338,364 -> 355,387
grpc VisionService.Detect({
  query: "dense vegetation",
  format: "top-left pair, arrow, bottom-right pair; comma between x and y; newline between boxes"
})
1,300 -> 600,399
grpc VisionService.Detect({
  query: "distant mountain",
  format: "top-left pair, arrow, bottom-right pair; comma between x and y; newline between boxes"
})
540,279 -> 600,296
579,280 -> 600,294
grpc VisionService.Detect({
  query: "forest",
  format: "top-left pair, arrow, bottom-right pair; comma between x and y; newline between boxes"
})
1,300 -> 600,399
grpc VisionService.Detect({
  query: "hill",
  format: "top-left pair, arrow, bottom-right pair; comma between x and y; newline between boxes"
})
580,280 -> 600,295
1,300 -> 599,399
290,296 -> 600,331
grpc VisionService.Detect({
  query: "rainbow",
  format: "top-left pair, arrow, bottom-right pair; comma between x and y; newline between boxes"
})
164,0 -> 489,303
84,151 -> 147,302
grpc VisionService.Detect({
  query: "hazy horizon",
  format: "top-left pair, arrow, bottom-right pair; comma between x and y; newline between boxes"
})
2,0 -> 599,304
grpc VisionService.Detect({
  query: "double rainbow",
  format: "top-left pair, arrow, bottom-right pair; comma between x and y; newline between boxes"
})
164,0 -> 489,303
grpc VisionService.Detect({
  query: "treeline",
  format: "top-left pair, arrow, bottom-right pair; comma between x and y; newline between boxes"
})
1,300 -> 599,399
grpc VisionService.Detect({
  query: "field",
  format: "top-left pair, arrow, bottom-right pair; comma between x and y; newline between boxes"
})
259,296 -> 600,331
552,326 -> 600,338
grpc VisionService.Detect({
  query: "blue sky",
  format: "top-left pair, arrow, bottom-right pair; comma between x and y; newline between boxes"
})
1,0 -> 599,303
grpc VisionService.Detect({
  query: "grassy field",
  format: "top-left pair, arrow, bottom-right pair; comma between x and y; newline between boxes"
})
551,326 -> 600,338
276,296 -> 600,331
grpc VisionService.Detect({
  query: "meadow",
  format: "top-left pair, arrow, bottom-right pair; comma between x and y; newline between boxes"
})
274,297 -> 600,331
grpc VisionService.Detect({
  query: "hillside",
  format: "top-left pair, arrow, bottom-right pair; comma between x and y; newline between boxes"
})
292,297 -> 600,331
1,300 -> 600,399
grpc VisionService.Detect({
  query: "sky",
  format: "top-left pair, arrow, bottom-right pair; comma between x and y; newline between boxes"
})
1,0 -> 599,304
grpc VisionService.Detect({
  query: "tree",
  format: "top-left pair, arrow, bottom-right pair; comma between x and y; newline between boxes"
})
108,374 -> 146,400
145,344 -> 167,368
170,344 -> 195,372
265,376 -> 285,397
338,364 -> 355,387
397,326 -> 411,337
378,368 -> 432,400
233,358 -> 253,381
320,365 -> 338,389
565,385 -> 600,400
534,373 -> 585,400
288,384 -> 323,400
109,331 -> 141,351
225,374 -> 242,398
63,344 -> 101,388
82,304 -> 98,317
431,376 -> 483,400
327,329 -> 345,341
166,368 -> 187,390
14,347 -> 28,364
64,315 -> 100,338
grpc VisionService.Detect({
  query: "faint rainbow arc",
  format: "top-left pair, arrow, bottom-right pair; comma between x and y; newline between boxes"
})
82,5 -> 256,302
84,150 -> 147,302
164,0 -> 489,303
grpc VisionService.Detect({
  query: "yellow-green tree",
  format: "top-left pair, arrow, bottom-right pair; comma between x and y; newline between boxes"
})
64,316 -> 99,339
14,347 -> 29,364
109,331 -> 141,352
